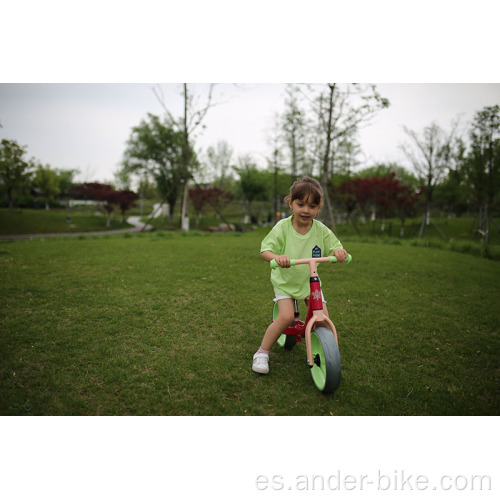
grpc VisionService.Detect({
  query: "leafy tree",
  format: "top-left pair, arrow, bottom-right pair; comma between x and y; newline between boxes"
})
153,83 -> 219,229
433,164 -> 468,217
69,182 -> 118,227
465,105 -> 500,243
233,156 -> 268,220
122,113 -> 189,222
358,162 -> 419,190
207,186 -> 234,217
189,186 -> 213,226
56,169 -> 77,199
338,177 -> 365,235
33,163 -> 60,209
393,182 -> 420,238
0,139 -> 31,209
339,173 -> 419,237
115,190 -> 139,222
188,186 -> 233,227
137,174 -> 159,199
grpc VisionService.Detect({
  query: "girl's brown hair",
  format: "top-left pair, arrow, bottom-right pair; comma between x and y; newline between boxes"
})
284,176 -> 324,206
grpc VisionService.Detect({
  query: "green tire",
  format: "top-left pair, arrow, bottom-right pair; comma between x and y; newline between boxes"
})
310,327 -> 341,394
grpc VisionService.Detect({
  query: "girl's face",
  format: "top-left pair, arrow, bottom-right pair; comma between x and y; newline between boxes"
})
289,196 -> 321,228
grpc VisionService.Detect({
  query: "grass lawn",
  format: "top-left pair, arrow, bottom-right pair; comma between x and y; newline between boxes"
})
0,208 -> 132,235
0,229 -> 499,415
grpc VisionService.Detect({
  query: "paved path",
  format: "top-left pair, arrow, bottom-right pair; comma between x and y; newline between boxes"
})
0,216 -> 154,241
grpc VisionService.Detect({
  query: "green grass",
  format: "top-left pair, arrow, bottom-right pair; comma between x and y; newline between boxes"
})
1,229 -> 498,415
335,215 -> 500,244
0,208 -> 132,235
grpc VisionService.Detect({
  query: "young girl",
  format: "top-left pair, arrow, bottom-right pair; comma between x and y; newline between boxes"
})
252,176 -> 348,374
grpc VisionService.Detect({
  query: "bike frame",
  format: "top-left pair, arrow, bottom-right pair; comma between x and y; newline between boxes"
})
271,255 -> 349,368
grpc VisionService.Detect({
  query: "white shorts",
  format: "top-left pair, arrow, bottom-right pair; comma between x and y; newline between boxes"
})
274,291 -> 326,303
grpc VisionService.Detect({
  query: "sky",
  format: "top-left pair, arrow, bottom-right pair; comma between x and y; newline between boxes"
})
1,83 -> 499,185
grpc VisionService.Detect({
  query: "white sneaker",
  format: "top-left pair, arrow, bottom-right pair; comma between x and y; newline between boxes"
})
252,352 -> 269,374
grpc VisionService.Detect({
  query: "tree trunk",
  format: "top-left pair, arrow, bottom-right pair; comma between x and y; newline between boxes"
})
7,187 -> 14,210
180,181 -> 189,230
321,84 -> 337,232
347,212 -> 361,236
181,83 -> 190,230
485,201 -> 490,244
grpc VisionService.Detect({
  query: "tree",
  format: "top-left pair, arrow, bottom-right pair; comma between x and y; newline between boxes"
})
122,113 -> 187,222
434,162 -> 468,217
205,140 -> 233,187
153,84 -> 218,229
33,163 -> 60,209
339,173 -> 419,237
0,139 -> 31,209
338,177 -> 364,235
401,120 -> 461,238
189,186 -> 213,227
333,136 -> 362,178
465,105 -> 500,243
207,186 -> 234,218
266,113 -> 287,222
303,84 -> 390,230
234,156 -> 268,221
394,183 -> 420,238
281,84 -> 308,178
358,162 -> 419,190
69,182 -> 123,227
56,169 -> 77,199
188,186 -> 233,227
115,190 -> 139,222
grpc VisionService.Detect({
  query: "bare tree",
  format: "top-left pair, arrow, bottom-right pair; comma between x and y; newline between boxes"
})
401,120 -> 461,238
304,84 -> 390,230
265,113 -> 286,222
281,84 -> 308,178
153,83 -> 217,229
205,140 -> 233,188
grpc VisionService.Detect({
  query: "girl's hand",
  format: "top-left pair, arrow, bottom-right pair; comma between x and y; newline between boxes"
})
333,248 -> 348,263
276,255 -> 291,268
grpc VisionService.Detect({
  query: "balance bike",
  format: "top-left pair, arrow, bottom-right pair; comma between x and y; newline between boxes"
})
270,254 -> 352,394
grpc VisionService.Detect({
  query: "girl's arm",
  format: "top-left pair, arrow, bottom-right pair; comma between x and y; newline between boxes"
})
261,250 -> 290,268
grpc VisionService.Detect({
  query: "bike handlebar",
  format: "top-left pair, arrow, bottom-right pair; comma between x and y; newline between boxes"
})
270,253 -> 352,270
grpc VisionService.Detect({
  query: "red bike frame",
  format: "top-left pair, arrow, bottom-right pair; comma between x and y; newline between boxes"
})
272,256 -> 348,367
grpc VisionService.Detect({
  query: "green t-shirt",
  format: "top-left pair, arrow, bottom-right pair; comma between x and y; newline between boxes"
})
260,216 -> 343,299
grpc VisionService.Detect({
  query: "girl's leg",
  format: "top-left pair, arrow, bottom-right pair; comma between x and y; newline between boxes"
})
259,298 -> 295,351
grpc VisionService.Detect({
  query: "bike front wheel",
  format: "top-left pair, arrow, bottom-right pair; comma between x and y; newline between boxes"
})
310,327 -> 341,394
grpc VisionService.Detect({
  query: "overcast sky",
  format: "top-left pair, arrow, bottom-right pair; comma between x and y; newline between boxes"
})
1,83 -> 499,184
2,2 -> 499,186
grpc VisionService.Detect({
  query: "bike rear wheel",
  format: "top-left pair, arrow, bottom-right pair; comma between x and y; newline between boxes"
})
310,327 -> 341,393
